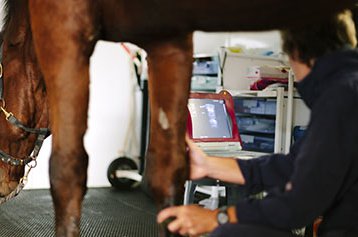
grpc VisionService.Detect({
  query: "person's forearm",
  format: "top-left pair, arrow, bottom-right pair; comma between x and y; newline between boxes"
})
205,156 -> 245,184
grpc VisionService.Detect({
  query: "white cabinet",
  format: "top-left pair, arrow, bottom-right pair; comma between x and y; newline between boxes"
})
221,50 -> 310,154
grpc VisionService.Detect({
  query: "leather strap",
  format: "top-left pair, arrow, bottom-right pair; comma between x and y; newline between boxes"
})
0,113 -> 50,166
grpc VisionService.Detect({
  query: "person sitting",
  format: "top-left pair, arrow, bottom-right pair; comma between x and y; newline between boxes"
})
158,9 -> 358,237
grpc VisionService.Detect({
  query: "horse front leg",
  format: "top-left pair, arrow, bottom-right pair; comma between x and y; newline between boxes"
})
37,61 -> 90,237
48,78 -> 89,237
29,1 -> 96,236
142,34 -> 193,236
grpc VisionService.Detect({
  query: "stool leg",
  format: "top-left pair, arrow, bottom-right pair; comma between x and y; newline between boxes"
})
183,181 -> 197,205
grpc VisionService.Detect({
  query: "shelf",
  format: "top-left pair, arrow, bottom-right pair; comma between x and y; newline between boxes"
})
221,49 -> 299,154
239,130 -> 275,136
233,96 -> 278,117
229,87 -> 304,98
229,89 -> 279,98
235,112 -> 276,118
228,87 -> 285,153
225,51 -> 288,64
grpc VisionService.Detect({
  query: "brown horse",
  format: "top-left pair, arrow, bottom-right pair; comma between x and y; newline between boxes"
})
0,0 -> 355,237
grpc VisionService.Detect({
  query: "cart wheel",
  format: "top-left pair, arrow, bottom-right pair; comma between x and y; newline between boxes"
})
107,157 -> 138,190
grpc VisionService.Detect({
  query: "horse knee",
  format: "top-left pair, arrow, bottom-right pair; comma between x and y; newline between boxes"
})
49,146 -> 89,191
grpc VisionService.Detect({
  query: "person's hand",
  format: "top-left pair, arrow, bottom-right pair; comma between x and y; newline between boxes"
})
186,135 -> 209,180
157,204 -> 218,237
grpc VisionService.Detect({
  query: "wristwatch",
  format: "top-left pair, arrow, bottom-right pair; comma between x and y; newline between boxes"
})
217,206 -> 229,225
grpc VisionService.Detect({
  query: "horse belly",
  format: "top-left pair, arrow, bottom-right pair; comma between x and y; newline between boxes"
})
100,0 -> 354,43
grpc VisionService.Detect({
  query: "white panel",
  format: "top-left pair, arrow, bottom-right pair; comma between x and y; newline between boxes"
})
194,31 -> 281,55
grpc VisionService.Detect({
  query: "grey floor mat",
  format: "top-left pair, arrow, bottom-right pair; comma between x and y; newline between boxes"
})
0,187 -> 159,237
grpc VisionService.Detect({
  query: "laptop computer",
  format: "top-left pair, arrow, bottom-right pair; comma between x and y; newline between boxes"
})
187,90 -> 264,159
185,90 -> 262,208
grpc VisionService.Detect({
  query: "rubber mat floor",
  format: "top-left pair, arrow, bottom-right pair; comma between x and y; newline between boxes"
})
0,187 -> 159,237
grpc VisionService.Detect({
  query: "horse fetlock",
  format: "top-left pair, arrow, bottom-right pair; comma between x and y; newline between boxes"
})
49,148 -> 88,235
56,216 -> 80,237
54,193 -> 83,237
157,186 -> 175,208
144,147 -> 188,207
144,168 -> 173,198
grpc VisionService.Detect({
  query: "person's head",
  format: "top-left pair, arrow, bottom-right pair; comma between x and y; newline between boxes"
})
281,10 -> 357,80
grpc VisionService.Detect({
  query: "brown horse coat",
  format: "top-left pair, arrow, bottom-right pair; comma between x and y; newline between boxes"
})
0,0 -> 355,236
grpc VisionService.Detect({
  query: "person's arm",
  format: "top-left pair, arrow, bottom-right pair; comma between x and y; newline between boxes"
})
187,135 -> 296,191
186,136 -> 245,184
203,156 -> 245,184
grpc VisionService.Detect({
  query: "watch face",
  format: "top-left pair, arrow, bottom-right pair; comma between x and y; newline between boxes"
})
217,211 -> 229,225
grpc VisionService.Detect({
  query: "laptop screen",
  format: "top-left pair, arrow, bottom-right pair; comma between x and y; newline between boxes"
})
188,98 -> 233,139
187,90 -> 241,144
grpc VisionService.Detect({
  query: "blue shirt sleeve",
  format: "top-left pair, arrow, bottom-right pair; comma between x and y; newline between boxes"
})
237,153 -> 295,195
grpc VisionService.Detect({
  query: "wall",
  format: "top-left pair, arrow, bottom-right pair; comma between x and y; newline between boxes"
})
193,31 -> 281,55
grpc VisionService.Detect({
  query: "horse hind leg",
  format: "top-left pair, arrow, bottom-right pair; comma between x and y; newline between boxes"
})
141,34 -> 193,237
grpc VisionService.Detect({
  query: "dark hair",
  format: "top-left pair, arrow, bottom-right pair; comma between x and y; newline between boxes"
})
281,10 -> 357,67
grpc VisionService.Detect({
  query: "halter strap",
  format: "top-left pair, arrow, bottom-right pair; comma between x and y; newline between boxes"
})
0,99 -> 50,167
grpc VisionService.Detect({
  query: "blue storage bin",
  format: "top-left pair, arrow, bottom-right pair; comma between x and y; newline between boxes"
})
236,117 -> 275,134
234,98 -> 276,115
240,134 -> 274,153
191,76 -> 219,92
192,58 -> 219,75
